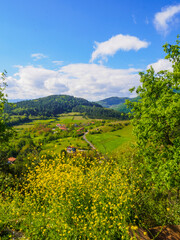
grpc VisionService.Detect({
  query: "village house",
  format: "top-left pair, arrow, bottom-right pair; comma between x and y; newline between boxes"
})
7,157 -> 16,164
59,126 -> 68,131
77,127 -> 84,132
56,124 -> 68,131
66,146 -> 76,153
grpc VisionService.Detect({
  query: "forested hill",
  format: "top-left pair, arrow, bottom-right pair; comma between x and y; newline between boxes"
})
5,95 -> 127,120
5,95 -> 102,117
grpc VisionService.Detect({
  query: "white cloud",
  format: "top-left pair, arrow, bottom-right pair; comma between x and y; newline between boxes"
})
6,64 -> 142,101
7,59 -> 172,101
7,65 -> 68,99
52,60 -> 64,66
90,34 -> 150,62
147,59 -> 172,72
154,4 -> 180,34
31,53 -> 48,61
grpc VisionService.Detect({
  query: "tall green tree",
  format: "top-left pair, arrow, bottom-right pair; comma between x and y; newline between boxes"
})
0,71 -> 13,146
127,37 -> 180,191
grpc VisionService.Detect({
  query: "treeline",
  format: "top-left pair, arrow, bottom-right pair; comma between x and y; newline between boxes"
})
5,94 -> 128,121
72,105 -> 128,119
7,115 -> 31,126
5,95 -> 102,117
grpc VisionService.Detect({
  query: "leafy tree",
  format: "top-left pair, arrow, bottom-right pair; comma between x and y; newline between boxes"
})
0,72 -> 14,184
127,37 -> 180,191
0,71 -> 13,145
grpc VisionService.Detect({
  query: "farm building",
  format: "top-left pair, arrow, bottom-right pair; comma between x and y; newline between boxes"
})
67,146 -> 76,153
7,157 -> 16,164
77,127 -> 84,132
59,126 -> 68,131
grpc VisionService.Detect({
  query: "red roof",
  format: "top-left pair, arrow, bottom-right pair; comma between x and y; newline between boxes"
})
59,126 -> 67,130
77,127 -> 84,132
8,157 -> 16,162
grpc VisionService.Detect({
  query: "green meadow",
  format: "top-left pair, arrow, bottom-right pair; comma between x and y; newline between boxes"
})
86,122 -> 135,154
12,113 -> 132,156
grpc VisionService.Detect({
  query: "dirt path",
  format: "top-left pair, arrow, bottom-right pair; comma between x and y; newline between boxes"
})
83,131 -> 96,150
129,225 -> 180,240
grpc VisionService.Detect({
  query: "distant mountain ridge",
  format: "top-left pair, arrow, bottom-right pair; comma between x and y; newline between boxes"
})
97,97 -> 129,108
8,99 -> 29,103
97,96 -> 141,113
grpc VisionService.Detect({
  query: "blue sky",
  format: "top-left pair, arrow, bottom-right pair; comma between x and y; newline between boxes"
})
1,0 -> 180,100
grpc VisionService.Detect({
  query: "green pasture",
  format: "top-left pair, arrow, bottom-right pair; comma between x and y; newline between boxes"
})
13,113 -> 133,156
14,113 -> 97,130
41,136 -> 90,155
86,124 -> 135,154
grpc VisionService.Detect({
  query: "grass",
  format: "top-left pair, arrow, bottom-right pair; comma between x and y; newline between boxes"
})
13,113 -> 107,156
41,137 -> 89,155
12,114 -> 135,158
14,114 -> 96,130
1,114 -> 179,239
12,114 -> 135,156
86,124 -> 135,154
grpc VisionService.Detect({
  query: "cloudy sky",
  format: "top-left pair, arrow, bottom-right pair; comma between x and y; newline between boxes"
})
1,0 -> 179,101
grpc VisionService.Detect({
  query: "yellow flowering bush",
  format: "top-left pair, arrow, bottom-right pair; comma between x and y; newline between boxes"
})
0,152 -> 140,239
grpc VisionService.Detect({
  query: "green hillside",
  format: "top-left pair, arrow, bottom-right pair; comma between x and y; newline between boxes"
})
86,121 -> 134,154
112,96 -> 141,113
97,97 -> 129,108
97,96 -> 141,113
5,95 -> 102,117
5,95 -> 128,124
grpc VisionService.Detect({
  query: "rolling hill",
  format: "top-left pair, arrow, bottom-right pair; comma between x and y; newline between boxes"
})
5,95 -> 128,120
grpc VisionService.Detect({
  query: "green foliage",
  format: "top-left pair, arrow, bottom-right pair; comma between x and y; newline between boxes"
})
5,94 -> 129,120
0,72 -> 13,144
5,94 -> 102,118
72,105 -> 128,120
7,115 -> 30,126
0,36 -> 180,238
128,67 -> 179,151
126,37 -> 180,225
0,153 -> 141,239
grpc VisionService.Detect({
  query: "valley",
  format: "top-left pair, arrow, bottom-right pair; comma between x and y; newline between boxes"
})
8,113 -> 133,161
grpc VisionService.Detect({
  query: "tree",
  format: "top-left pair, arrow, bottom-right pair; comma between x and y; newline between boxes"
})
127,37 -> 180,191
0,71 -> 13,146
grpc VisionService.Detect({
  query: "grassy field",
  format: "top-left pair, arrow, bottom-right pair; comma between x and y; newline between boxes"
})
13,113 -> 134,156
14,114 -> 97,129
40,137 -> 90,155
86,123 -> 135,154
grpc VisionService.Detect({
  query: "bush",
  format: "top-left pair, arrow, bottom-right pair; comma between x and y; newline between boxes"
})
0,152 -> 142,239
